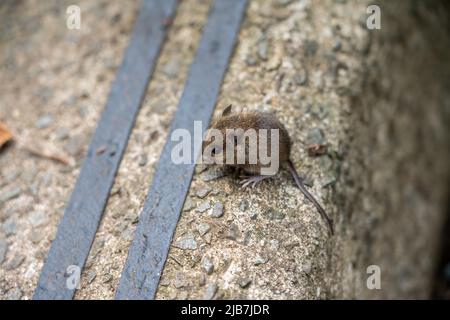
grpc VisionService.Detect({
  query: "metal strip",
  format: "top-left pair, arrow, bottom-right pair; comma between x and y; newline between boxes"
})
115,0 -> 248,300
33,0 -> 178,300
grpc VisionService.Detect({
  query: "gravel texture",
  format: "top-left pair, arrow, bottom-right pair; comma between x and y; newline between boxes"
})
0,0 -> 142,299
155,0 -> 368,300
1,0 -> 448,300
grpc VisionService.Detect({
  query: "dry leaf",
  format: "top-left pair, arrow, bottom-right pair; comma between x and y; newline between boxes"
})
0,121 -> 13,148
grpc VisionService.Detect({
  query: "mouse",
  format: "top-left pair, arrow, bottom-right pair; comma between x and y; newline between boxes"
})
202,105 -> 334,235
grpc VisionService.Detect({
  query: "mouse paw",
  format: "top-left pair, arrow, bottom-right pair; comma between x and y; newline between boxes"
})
239,175 -> 271,189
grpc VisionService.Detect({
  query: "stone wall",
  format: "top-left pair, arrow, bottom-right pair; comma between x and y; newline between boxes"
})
331,0 -> 450,299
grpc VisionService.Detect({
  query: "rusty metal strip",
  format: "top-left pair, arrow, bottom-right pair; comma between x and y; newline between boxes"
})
33,0 -> 178,300
116,0 -> 248,300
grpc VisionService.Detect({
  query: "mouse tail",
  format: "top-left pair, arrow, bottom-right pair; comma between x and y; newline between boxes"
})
287,160 -> 334,236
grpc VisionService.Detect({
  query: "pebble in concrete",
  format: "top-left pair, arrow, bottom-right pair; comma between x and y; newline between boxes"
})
202,257 -> 214,275
35,114 -> 54,129
209,202 -> 223,218
0,237 -> 7,264
173,234 -> 197,250
202,283 -> 218,300
196,223 -> 211,236
196,201 -> 211,213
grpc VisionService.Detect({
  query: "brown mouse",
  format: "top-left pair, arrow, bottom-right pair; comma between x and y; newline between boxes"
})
202,105 -> 334,235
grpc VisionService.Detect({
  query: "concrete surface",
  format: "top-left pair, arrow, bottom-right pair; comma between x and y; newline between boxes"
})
0,0 -> 448,300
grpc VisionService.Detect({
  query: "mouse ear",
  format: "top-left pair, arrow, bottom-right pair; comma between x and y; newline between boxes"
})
222,104 -> 233,117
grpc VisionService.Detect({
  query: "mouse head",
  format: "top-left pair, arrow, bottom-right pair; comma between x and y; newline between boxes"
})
202,105 -> 255,165
202,105 -> 232,164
